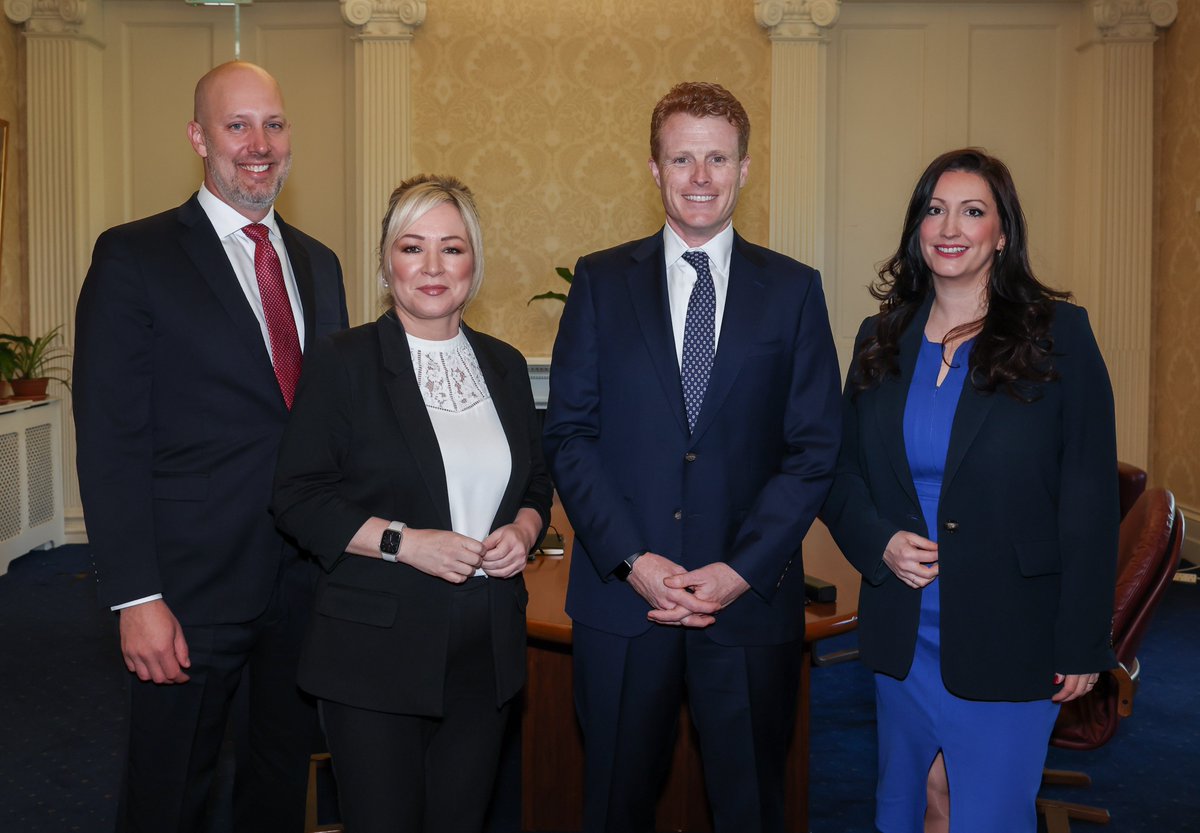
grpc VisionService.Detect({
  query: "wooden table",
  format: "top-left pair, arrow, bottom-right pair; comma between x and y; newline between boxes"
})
520,503 -> 860,832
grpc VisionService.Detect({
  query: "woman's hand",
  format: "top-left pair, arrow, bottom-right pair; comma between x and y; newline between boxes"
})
883,531 -> 939,589
1052,671 -> 1100,703
399,528 -> 485,584
481,508 -> 542,579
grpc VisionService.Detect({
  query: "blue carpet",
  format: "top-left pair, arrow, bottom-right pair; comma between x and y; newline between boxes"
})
1,545 -> 1197,831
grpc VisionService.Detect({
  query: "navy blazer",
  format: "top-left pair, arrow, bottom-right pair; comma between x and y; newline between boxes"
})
271,313 -> 553,716
821,298 -> 1118,701
74,195 -> 348,625
543,230 -> 842,645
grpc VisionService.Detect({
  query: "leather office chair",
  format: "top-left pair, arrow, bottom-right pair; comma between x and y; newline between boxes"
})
1037,487 -> 1185,832
1116,461 -> 1148,520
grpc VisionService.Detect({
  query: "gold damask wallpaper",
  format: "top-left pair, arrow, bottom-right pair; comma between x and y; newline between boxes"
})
1152,1 -> 1200,511
0,21 -> 24,333
410,0 -> 771,357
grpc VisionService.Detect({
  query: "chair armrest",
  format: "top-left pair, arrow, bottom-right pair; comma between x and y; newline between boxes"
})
1111,658 -> 1138,718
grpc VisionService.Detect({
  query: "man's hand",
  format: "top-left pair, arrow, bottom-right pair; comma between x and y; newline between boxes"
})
119,599 -> 191,684
882,531 -> 939,589
629,553 -> 720,628
653,562 -> 750,626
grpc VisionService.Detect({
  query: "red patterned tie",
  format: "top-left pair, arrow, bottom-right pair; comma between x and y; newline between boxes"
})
243,223 -> 302,409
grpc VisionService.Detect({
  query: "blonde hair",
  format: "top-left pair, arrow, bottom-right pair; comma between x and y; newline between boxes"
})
378,174 -> 485,309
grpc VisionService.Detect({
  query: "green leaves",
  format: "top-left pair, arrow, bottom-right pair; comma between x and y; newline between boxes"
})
527,266 -> 574,306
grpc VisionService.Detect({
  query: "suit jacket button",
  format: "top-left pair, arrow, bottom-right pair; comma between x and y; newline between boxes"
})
943,521 -> 959,533
673,510 -> 682,520
684,452 -> 697,462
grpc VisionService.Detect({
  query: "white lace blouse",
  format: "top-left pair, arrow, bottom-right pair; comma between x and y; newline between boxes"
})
408,330 -> 511,574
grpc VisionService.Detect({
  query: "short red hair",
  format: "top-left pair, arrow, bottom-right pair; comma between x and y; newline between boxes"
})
650,81 -> 750,161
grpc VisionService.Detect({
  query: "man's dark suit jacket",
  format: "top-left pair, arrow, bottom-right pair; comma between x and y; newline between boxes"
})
271,313 -> 553,717
74,195 -> 349,625
543,230 -> 842,646
821,298 -> 1119,701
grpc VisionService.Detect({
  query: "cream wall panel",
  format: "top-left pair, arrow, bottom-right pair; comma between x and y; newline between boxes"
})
830,25 -> 928,366
827,2 -> 1081,374
255,20 -> 351,291
101,2 -> 350,278
118,25 -> 210,221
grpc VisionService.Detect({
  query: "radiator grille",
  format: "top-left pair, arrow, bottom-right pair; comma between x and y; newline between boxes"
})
0,431 -> 20,541
26,423 -> 55,527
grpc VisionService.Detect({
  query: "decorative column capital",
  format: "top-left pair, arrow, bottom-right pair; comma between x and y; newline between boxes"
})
4,0 -> 87,34
755,0 -> 841,42
1091,0 -> 1177,41
340,0 -> 426,41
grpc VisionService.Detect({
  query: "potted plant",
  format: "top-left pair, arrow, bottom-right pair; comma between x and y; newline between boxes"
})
528,266 -> 573,306
0,323 -> 71,399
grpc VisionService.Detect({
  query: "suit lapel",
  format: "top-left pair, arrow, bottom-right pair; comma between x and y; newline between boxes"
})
626,233 -> 689,435
690,233 -> 762,443
465,327 -> 526,531
874,298 -> 931,511
377,314 -> 453,528
176,197 -> 278,389
941,349 -> 997,497
276,213 -> 318,349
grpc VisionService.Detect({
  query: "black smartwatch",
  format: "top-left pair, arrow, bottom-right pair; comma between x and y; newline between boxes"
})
380,521 -> 406,562
613,550 -> 647,581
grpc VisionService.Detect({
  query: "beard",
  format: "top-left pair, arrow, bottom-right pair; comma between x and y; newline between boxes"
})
205,150 -> 292,214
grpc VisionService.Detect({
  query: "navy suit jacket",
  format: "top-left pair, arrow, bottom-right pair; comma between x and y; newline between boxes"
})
821,298 -> 1118,700
543,230 -> 842,646
74,195 -> 349,625
271,314 -> 553,716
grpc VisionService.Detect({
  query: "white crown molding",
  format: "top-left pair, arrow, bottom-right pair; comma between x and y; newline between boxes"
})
4,0 -> 87,34
755,0 -> 841,42
340,0 -> 426,40
1092,0 -> 1177,41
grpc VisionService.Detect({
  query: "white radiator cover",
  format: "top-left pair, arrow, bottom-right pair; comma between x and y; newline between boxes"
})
0,399 -> 66,574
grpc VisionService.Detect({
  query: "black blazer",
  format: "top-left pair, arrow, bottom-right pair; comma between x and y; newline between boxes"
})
821,298 -> 1118,701
271,312 -> 552,716
74,195 -> 348,624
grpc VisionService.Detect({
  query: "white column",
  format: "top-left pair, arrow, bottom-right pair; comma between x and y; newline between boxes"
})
1084,0 -> 1176,469
340,0 -> 425,323
754,0 -> 840,273
4,0 -> 104,541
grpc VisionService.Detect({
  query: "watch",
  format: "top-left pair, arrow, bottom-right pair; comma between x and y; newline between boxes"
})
379,521 -> 406,562
613,550 -> 647,581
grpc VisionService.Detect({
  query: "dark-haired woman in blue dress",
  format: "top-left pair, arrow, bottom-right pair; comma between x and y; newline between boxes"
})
822,148 -> 1119,832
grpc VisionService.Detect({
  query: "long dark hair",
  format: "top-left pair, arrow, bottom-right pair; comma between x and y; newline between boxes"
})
853,148 -> 1069,400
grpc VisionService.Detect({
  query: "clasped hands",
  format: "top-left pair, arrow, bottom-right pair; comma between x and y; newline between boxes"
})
630,552 -> 749,628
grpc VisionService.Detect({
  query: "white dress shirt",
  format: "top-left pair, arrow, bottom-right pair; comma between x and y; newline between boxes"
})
663,222 -> 733,367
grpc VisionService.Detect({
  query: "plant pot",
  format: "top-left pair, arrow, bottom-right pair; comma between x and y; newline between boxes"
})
10,377 -> 50,400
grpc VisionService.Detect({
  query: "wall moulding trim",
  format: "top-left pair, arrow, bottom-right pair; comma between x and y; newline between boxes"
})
755,0 -> 841,41
340,0 -> 426,40
1091,0 -> 1177,41
4,0 -> 86,33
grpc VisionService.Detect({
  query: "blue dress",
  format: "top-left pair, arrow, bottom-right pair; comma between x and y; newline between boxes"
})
873,337 -> 1060,833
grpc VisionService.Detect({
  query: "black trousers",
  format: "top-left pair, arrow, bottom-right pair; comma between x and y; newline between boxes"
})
117,557 -> 321,833
319,576 -> 511,833
573,622 -> 804,833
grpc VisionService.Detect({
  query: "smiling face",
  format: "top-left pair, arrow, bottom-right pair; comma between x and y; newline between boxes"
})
919,170 -> 1006,291
649,113 -> 749,248
387,202 -> 475,340
187,63 -> 292,222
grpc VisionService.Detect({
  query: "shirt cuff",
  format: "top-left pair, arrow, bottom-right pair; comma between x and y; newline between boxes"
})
111,593 -> 163,612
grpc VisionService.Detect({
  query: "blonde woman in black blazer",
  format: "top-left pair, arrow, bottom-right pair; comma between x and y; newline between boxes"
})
822,150 -> 1118,833
272,175 -> 551,833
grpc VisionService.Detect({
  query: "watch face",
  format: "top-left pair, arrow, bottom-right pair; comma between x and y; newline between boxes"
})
614,559 -> 632,581
381,528 -> 401,555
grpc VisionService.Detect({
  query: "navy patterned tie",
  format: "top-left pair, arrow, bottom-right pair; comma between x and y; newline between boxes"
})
680,249 -> 715,433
